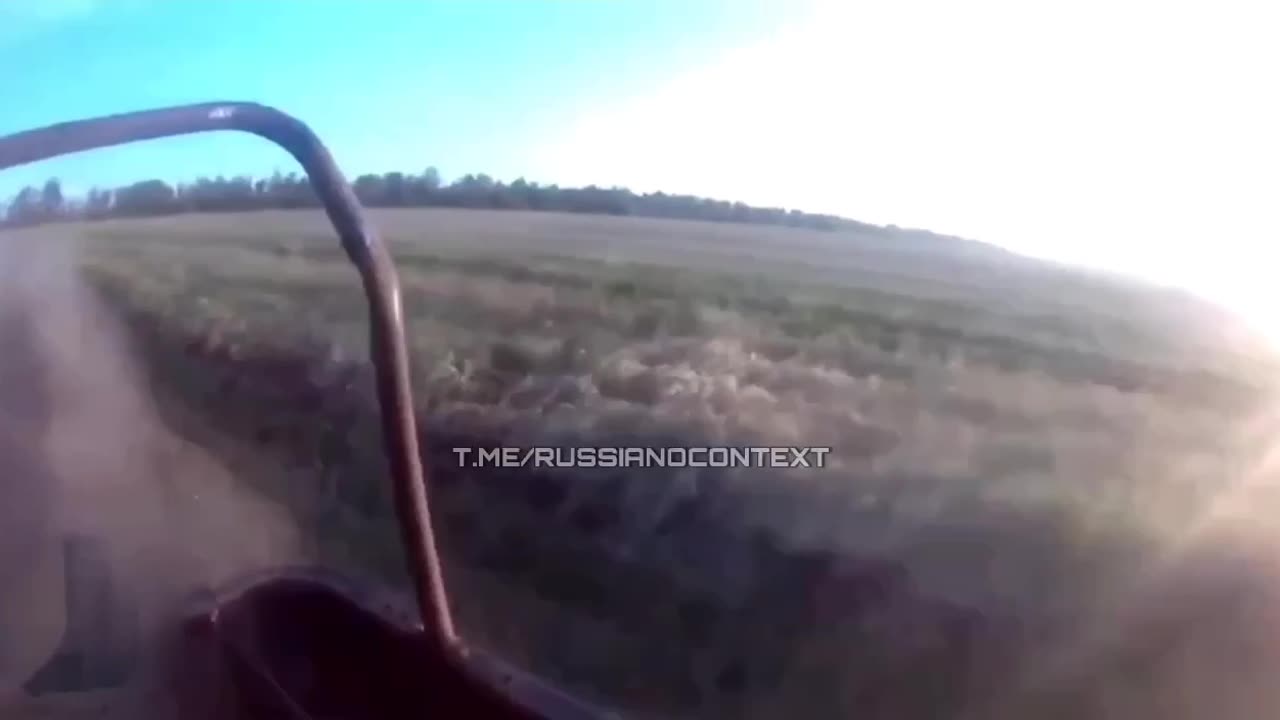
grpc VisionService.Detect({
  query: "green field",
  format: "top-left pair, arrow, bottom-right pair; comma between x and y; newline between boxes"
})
12,208 -> 1280,718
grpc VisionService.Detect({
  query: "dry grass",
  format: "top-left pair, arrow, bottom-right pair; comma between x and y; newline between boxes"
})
10,208 -> 1280,718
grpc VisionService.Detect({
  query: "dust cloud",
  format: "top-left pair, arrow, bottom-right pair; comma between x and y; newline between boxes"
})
0,234 -> 302,715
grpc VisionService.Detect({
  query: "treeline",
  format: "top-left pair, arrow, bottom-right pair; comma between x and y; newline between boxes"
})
2,169 -> 871,232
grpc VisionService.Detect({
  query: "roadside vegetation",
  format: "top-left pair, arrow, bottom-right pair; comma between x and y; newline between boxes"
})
8,206 -> 1280,718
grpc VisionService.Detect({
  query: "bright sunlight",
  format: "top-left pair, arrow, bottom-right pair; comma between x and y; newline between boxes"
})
540,0 -> 1280,342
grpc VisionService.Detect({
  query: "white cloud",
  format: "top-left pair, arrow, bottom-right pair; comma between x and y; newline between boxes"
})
537,0 -> 1279,323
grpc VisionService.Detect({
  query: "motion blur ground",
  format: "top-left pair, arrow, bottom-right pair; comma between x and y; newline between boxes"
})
0,235 -> 302,718
70,208 -> 1280,719
0,103 -> 619,720
14,229 -> 1280,720
5,96 -> 1280,717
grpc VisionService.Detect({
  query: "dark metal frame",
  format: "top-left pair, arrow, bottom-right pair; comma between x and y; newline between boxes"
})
0,101 -> 455,661
0,103 -> 625,719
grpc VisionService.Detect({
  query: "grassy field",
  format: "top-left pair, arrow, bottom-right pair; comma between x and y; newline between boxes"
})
12,207 -> 1280,718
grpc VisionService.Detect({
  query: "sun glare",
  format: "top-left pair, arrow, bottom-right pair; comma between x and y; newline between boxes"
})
540,0 -> 1279,333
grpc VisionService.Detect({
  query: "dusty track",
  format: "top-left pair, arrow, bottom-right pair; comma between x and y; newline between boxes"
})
0,236 -> 301,717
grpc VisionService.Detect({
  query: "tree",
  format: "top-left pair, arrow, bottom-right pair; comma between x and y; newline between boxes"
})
5,186 -> 40,226
40,178 -> 64,220
352,174 -> 387,205
85,188 -> 113,219
421,167 -> 441,191
12,164 -> 865,234
113,179 -> 177,216
383,172 -> 407,206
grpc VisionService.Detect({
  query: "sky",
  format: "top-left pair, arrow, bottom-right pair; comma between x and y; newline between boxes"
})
1,0 -> 1277,332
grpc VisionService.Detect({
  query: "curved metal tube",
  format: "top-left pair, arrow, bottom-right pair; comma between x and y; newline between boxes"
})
0,102 -> 458,653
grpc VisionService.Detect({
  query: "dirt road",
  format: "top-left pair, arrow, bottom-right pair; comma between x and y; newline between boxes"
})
0,237 -> 302,717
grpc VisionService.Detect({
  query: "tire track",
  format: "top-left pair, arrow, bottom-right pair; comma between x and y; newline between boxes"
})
0,235 -> 303,717
0,247 -> 63,698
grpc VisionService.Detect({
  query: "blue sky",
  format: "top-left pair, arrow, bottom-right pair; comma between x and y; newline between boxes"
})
0,0 -> 796,194
2,1 -> 1278,334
